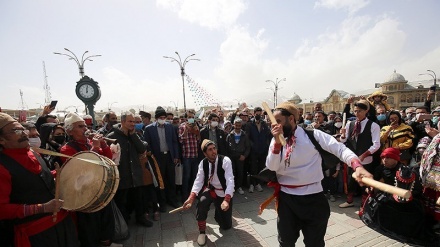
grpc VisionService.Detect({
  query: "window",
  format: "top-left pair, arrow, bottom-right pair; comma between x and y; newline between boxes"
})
414,94 -> 421,103
400,94 -> 406,103
388,96 -> 394,104
407,95 -> 413,103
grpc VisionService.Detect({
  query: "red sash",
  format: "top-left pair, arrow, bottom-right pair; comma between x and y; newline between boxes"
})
258,181 -> 313,215
14,210 -> 69,247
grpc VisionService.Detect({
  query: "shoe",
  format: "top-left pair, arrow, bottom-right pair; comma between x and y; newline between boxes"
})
339,202 -> 354,208
197,233 -> 206,246
153,211 -> 160,221
255,184 -> 263,192
237,187 -> 244,195
136,217 -> 153,227
249,185 -> 254,193
329,195 -> 336,202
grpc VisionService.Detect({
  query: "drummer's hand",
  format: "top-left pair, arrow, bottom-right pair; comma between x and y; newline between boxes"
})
44,199 -> 64,213
353,166 -> 372,187
271,123 -> 283,144
92,134 -> 104,148
221,200 -> 229,211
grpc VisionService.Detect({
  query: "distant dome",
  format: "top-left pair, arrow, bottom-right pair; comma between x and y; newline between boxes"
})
383,70 -> 408,84
289,93 -> 302,104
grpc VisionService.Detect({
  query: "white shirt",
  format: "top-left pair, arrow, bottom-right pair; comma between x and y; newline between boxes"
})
266,127 -> 358,195
191,155 -> 235,197
339,118 -> 381,165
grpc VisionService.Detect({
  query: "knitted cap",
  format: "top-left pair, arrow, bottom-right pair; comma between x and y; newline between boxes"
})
201,139 -> 215,152
380,147 -> 400,161
64,113 -> 84,127
275,102 -> 300,121
154,106 -> 166,119
0,113 -> 17,130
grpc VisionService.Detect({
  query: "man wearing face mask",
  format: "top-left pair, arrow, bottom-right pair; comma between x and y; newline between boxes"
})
375,104 -> 388,128
246,107 -> 272,193
144,106 -> 180,210
200,113 -> 226,155
22,123 -> 41,148
300,113 -> 314,128
178,109 -> 201,202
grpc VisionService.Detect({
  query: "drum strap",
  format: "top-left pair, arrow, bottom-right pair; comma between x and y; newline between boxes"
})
66,141 -> 91,153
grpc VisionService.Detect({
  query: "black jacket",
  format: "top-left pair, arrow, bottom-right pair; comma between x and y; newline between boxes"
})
200,126 -> 227,156
107,128 -> 147,190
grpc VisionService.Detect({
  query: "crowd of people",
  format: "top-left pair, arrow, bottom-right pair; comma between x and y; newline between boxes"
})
2,87 -> 440,246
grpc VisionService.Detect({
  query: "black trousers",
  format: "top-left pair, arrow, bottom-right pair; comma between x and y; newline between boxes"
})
196,190 -> 233,230
277,191 -> 330,247
249,152 -> 267,186
156,152 -> 178,205
230,155 -> 244,189
115,186 -> 148,222
77,202 -> 114,247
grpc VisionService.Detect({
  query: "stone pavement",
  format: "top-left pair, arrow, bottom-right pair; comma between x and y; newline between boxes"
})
119,187 -> 413,247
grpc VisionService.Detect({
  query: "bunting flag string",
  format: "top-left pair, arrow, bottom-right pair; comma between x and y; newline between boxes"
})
185,75 -> 220,108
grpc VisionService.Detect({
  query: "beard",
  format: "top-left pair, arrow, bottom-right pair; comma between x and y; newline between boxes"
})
283,124 -> 293,137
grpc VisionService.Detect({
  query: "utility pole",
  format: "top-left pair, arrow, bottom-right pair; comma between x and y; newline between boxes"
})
42,61 -> 52,106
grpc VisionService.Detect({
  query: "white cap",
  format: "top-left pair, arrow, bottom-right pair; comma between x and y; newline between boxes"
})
64,113 -> 84,127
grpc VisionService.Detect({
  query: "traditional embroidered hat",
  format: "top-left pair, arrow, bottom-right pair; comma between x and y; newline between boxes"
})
154,106 -> 166,119
0,113 -> 17,130
201,139 -> 215,152
275,102 -> 300,121
380,147 -> 400,161
367,91 -> 388,101
64,113 -> 84,127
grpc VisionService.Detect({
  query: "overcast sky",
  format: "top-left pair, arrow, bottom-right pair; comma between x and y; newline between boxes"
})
1,0 -> 439,114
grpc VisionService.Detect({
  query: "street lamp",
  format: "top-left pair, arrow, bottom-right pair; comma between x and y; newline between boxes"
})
266,78 -> 286,107
267,87 -> 276,108
108,102 -> 118,111
170,101 -> 178,113
420,70 -> 437,105
163,52 -> 200,112
54,48 -> 101,78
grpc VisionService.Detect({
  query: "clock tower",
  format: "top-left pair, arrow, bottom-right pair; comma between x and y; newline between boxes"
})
75,76 -> 101,126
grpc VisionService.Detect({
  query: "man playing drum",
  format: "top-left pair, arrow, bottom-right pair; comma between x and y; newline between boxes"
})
60,113 -> 121,247
0,112 -> 79,247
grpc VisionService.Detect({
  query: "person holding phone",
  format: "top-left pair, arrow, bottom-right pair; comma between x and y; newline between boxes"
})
408,106 -> 435,154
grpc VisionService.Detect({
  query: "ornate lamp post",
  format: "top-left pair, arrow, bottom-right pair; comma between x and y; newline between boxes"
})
163,52 -> 200,112
266,78 -> 286,107
108,102 -> 118,111
54,48 -> 102,127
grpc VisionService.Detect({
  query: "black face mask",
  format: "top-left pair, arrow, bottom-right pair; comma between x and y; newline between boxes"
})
255,115 -> 261,121
53,135 -> 66,145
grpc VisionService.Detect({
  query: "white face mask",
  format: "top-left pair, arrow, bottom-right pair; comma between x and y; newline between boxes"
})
210,121 -> 219,128
28,137 -> 41,148
334,122 -> 343,128
157,119 -> 166,125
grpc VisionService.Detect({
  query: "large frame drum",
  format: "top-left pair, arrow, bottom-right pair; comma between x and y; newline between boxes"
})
59,151 -> 119,213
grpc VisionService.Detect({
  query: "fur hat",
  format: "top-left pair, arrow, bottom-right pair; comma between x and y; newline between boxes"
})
0,113 -> 17,130
64,113 -> 84,127
380,147 -> 400,161
154,106 -> 166,119
201,139 -> 215,152
275,102 -> 300,121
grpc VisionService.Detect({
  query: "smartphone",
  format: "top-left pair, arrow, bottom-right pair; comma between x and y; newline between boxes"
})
50,100 -> 58,108
420,114 -> 433,120
430,86 -> 437,92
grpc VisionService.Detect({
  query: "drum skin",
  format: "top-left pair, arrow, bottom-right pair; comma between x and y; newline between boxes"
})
59,151 -> 119,213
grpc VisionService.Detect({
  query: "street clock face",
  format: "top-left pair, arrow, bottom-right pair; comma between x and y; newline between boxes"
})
78,83 -> 95,99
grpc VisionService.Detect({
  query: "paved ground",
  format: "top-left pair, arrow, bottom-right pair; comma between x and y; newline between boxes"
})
119,187 -> 413,247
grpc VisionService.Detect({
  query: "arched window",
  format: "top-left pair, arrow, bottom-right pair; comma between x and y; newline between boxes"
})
414,94 -> 421,103
401,94 -> 406,103
388,96 -> 394,104
407,95 -> 413,103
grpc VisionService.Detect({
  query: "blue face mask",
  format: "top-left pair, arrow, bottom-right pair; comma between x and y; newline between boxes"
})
377,114 -> 386,122
304,120 -> 312,125
188,118 -> 195,124
135,123 -> 144,131
433,116 -> 439,125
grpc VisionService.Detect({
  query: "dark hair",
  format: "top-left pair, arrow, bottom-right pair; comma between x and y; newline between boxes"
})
386,110 -> 402,125
166,112 -> 174,117
22,122 -> 36,130
208,113 -> 219,120
202,141 -> 216,152
416,106 -> 429,111
354,102 -> 368,111
275,108 -> 292,117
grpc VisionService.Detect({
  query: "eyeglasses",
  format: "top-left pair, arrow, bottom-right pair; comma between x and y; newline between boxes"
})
8,129 -> 29,135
